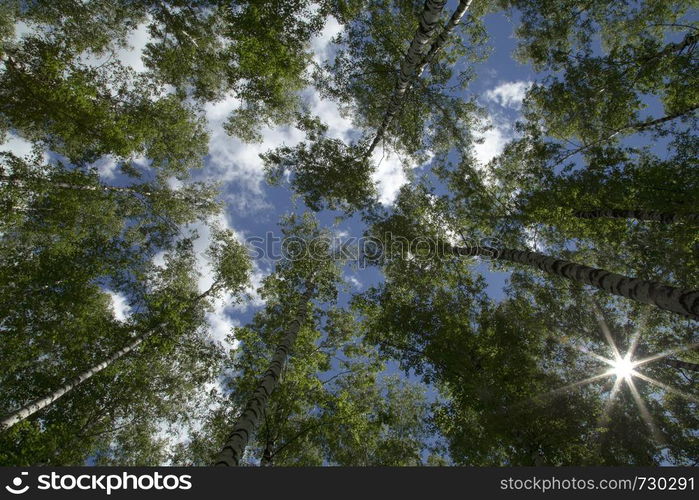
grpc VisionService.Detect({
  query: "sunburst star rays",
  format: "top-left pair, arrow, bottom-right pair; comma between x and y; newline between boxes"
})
551,309 -> 697,451
531,308 -> 696,451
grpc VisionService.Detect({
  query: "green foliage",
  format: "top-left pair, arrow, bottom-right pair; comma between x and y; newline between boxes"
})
205,228 -> 253,299
143,0 -> 327,140
172,214 -> 433,466
262,134 -> 378,213
2,0 -> 697,467
317,0 -> 488,157
1,42 -> 208,173
500,0 -> 698,71
14,0 -> 146,54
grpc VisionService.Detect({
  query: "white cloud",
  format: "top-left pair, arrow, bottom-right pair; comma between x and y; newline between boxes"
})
523,224 -> 546,252
371,149 -> 409,206
11,21 -> 36,41
203,95 -> 305,213
307,91 -> 355,142
205,306 -> 240,348
145,212 -> 256,350
116,22 -> 151,73
345,275 -> 362,289
181,212 -> 268,350
152,250 -> 167,269
91,155 -> 119,180
473,118 -> 509,167
472,83 -> 533,172
484,81 -> 532,109
198,18 -> 347,213
311,16 -> 342,64
200,15 -> 414,212
108,291 -> 132,323
0,133 -> 40,160
92,10 -> 400,214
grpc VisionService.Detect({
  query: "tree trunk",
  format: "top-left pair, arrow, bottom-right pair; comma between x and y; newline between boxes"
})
655,32 -> 699,59
573,209 -> 699,224
214,285 -> 314,466
374,0 -> 475,151
260,441 -> 274,466
665,358 -> 699,373
0,327 -> 159,432
419,0 -> 474,73
364,0 -> 448,158
634,104 -> 699,132
447,244 -> 699,320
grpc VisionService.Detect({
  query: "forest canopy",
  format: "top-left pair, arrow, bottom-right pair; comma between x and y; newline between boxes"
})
0,0 -> 697,466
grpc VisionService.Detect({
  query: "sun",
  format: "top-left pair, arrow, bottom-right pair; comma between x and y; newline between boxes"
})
611,355 -> 635,379
536,309 -> 699,448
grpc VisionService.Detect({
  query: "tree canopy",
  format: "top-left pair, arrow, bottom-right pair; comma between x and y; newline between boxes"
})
1,0 -> 696,466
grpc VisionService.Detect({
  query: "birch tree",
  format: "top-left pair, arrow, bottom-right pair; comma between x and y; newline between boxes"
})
572,210 -> 699,224
0,152 -> 222,226
368,185 -> 699,320
1,37 -> 207,173
447,242 -> 699,320
176,300 -> 432,466
365,0 -> 477,158
355,239 -> 696,464
0,231 -> 250,433
322,0 -> 486,158
215,213 -> 342,466
0,149 -> 226,386
264,0 -> 487,214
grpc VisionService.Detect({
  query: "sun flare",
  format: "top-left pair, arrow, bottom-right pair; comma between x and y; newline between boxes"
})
612,355 -> 635,379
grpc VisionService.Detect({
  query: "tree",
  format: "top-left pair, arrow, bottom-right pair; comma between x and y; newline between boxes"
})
1,37 -> 208,174
354,233 -> 697,464
0,230 -> 250,433
319,0 -> 486,158
263,0 -> 487,215
0,149 -> 226,394
365,0 -> 477,158
3,0 -> 698,467
214,213 -> 343,466
447,242 -> 698,320
499,0 -> 697,73
261,117 -> 378,213
362,0 -> 448,157
367,184 -> 699,319
214,285 -> 316,466
483,1 -> 698,242
175,288 -> 433,466
572,210 -> 699,224
0,151 -> 222,225
144,0 -> 331,141
665,358 -> 699,374
33,0 -> 331,140
10,0 -> 146,54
